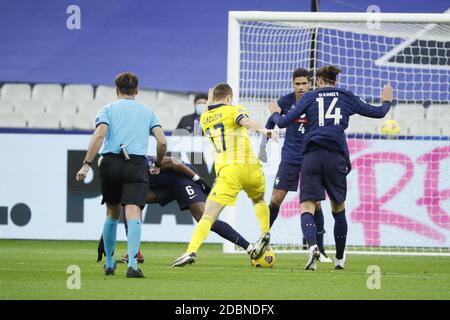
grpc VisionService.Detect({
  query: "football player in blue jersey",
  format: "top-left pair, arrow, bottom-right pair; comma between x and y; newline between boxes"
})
259,68 -> 331,264
97,156 -> 256,264
269,65 -> 393,270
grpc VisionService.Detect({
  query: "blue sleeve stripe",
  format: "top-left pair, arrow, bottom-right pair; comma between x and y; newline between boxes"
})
235,114 -> 249,125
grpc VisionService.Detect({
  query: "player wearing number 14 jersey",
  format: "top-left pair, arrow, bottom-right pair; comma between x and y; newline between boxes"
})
269,65 -> 393,270
260,68 -> 331,264
171,83 -> 276,267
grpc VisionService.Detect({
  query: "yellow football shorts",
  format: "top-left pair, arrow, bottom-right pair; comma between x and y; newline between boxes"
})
208,164 -> 266,206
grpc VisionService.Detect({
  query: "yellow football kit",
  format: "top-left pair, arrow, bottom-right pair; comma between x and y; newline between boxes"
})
200,104 -> 266,206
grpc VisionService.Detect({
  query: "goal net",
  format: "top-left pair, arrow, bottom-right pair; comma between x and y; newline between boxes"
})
225,12 -> 450,255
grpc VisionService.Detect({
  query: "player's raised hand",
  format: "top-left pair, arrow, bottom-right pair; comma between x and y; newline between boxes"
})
76,164 -> 90,181
207,87 -> 214,107
381,82 -> 393,102
268,101 -> 282,114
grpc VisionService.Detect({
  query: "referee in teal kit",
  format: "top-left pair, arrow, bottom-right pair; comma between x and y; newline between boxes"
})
76,72 -> 167,278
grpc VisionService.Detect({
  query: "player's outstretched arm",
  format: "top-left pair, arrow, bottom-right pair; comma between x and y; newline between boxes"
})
268,99 -> 307,128
160,157 -> 196,177
353,82 -> 393,118
239,117 -> 278,141
158,157 -> 211,194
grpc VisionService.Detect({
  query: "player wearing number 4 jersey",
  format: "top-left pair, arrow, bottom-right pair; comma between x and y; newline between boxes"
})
171,83 -> 276,267
269,65 -> 393,270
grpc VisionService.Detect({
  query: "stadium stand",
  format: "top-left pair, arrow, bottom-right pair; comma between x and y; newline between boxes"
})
32,84 -> 63,101
14,100 -> 46,115
77,99 -> 105,120
27,113 -> 60,129
1,83 -> 31,100
63,84 -> 94,103
45,100 -> 78,117
60,114 -> 94,130
135,89 -> 158,107
95,85 -> 116,101
0,113 -> 27,128
0,101 -> 14,114
0,82 -> 448,134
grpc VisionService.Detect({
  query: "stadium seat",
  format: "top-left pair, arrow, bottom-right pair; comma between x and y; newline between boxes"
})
426,104 -> 450,120
406,119 -> 441,136
1,83 -> 31,100
0,100 -> 14,114
347,115 -> 379,134
32,84 -> 63,101
158,115 -> 179,130
154,107 -> 172,118
60,114 -> 94,130
135,89 -> 158,108
157,91 -> 189,104
346,118 -> 368,133
0,113 -> 27,128
27,114 -> 60,129
14,100 -> 46,115
243,100 -> 271,124
95,85 -> 116,102
441,125 -> 450,137
63,84 -> 94,103
46,100 -> 78,117
393,104 -> 425,120
78,100 -> 106,119
155,99 -> 193,117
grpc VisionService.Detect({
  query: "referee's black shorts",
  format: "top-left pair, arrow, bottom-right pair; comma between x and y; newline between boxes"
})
99,153 -> 149,208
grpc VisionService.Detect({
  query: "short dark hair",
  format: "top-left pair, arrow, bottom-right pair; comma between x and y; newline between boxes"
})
115,72 -> 139,95
316,65 -> 341,84
293,68 -> 311,81
212,83 -> 233,101
194,93 -> 208,104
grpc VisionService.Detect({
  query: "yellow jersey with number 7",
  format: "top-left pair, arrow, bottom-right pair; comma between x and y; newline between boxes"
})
200,104 -> 260,174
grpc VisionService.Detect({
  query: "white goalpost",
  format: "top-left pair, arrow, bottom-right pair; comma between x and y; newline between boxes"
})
225,11 -> 450,256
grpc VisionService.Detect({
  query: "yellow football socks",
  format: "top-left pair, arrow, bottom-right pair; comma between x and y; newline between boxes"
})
186,216 -> 213,253
254,201 -> 270,235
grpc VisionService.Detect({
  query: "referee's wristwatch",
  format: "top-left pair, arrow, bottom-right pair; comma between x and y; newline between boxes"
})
153,160 -> 161,168
83,160 -> 92,166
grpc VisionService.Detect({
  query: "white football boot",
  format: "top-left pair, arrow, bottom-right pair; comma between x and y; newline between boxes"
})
304,245 -> 320,270
334,254 -> 346,270
319,252 -> 333,263
251,232 -> 271,260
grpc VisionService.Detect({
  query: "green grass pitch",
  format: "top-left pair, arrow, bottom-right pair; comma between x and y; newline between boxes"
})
0,240 -> 449,300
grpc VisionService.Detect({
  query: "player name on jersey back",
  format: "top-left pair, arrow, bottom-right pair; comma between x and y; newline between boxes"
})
317,91 -> 339,97
200,104 -> 260,173
201,112 -> 223,125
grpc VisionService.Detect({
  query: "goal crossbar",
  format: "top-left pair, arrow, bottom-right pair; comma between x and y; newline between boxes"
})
229,11 -> 450,24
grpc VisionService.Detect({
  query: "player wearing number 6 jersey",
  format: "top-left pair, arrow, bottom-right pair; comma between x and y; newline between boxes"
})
97,155 -> 257,264
171,83 -> 276,267
269,65 -> 393,270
